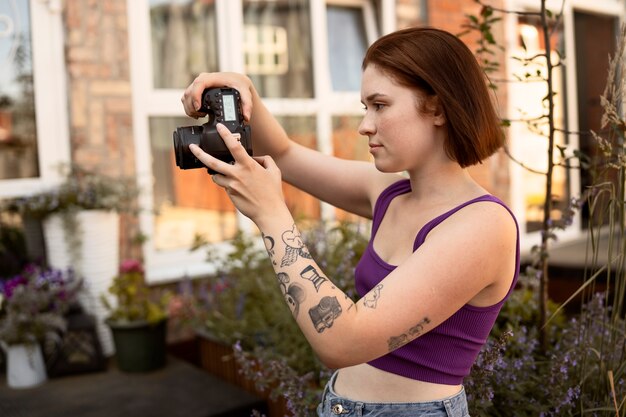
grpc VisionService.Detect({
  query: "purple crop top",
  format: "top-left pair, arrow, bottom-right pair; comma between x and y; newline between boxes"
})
354,179 -> 520,385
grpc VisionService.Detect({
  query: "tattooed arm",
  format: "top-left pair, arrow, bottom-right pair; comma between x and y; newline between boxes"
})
188,121 -> 518,370
259,219 -> 441,367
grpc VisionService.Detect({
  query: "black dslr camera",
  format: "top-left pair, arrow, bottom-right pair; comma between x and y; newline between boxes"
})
173,87 -> 252,174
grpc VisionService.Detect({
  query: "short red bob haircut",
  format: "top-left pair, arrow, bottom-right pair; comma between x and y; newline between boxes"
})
362,27 -> 504,168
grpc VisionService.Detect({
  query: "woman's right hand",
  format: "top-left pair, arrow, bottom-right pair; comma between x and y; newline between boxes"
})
181,72 -> 254,121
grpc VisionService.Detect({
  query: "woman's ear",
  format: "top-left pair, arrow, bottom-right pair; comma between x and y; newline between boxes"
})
431,96 -> 446,126
422,94 -> 446,126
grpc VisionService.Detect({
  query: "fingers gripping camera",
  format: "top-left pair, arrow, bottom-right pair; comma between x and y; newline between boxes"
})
173,88 -> 252,174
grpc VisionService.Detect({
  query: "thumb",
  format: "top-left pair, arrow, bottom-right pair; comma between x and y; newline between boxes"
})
254,155 -> 278,170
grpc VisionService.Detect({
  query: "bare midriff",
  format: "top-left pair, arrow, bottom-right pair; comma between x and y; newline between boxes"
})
333,363 -> 462,402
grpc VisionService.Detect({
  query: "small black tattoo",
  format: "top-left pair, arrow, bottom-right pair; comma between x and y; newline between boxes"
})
280,225 -> 312,267
387,317 -> 431,351
363,284 -> 383,309
388,334 -> 408,351
263,233 -> 277,265
276,272 -> 290,294
408,317 -> 431,337
300,265 -> 327,292
285,283 -> 306,318
309,296 -> 342,333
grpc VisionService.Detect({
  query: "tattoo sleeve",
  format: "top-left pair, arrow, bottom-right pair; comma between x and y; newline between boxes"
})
263,223 -> 353,339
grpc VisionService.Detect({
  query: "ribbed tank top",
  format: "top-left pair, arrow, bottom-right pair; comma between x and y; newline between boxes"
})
354,179 -> 520,385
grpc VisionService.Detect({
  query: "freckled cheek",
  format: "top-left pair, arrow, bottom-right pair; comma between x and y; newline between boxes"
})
377,117 -> 405,143
377,117 -> 395,135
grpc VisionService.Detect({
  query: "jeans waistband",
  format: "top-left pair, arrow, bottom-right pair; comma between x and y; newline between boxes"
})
318,371 -> 469,417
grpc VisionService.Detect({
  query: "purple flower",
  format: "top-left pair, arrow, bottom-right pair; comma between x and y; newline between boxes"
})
2,275 -> 28,298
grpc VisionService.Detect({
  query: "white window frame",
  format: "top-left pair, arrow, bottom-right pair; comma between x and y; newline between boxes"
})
128,0 -> 393,283
0,0 -> 70,199
504,0 -> 624,253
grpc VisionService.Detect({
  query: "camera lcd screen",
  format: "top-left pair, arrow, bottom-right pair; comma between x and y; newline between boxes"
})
223,94 -> 236,122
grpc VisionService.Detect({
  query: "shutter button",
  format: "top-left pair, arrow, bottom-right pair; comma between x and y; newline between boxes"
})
331,404 -> 345,414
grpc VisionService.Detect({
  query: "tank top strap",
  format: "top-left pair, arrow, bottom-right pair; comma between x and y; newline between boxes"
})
371,179 -> 412,237
412,194 -> 521,301
413,194 -> 511,251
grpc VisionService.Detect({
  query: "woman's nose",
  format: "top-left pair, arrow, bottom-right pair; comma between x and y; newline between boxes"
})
358,115 -> 374,136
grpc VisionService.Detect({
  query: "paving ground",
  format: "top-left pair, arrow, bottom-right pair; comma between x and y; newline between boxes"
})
0,356 -> 267,417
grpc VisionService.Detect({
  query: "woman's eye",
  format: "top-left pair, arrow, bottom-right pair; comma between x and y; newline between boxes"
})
362,103 -> 385,111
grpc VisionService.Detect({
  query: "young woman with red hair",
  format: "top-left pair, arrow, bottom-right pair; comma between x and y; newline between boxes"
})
181,26 -> 519,417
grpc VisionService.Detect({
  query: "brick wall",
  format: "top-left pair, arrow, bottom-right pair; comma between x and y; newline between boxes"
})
63,0 -> 140,260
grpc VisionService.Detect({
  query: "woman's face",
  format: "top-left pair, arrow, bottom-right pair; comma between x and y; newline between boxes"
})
358,64 -> 446,174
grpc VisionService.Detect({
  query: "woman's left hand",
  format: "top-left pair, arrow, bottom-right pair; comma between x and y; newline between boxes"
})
189,123 -> 287,226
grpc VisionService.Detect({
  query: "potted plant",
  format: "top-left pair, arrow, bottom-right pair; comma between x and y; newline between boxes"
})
101,259 -> 172,372
2,164 -> 140,356
0,264 -> 82,388
3,164 -> 139,266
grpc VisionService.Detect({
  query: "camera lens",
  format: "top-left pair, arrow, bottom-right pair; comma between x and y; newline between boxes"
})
173,130 -> 183,168
172,126 -> 205,170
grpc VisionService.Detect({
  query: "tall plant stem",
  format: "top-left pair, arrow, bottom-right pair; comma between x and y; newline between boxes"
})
538,0 -> 556,352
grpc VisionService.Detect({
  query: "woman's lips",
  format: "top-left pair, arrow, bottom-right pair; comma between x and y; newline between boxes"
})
369,143 -> 382,152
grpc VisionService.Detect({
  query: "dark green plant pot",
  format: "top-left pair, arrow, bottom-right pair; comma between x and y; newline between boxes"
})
107,318 -> 168,372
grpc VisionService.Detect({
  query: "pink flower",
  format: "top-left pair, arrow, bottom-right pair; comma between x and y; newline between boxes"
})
119,259 -> 144,275
168,295 -> 184,317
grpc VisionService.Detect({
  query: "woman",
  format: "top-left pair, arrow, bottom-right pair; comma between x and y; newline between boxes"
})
181,26 -> 519,417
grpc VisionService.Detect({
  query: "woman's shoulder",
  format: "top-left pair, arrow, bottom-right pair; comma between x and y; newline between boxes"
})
424,193 -> 518,247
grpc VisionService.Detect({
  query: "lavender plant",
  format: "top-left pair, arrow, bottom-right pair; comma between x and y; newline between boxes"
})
463,11 -> 626,414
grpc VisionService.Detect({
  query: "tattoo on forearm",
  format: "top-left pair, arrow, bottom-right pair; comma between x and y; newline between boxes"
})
300,265 -> 327,292
387,317 -> 431,351
309,296 -> 342,333
280,225 -> 312,267
363,284 -> 383,309
276,272 -> 306,318
285,283 -> 306,318
277,272 -> 290,293
263,233 -> 277,265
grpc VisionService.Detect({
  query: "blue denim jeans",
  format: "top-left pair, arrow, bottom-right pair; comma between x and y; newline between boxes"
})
317,371 -> 470,417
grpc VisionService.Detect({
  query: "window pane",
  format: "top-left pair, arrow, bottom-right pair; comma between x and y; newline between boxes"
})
243,0 -> 314,98
574,12 -> 618,228
149,117 -> 237,250
275,116 -> 319,219
511,18 -> 568,233
149,0 -> 219,89
332,115 -> 370,221
327,6 -> 368,91
0,0 -> 38,180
